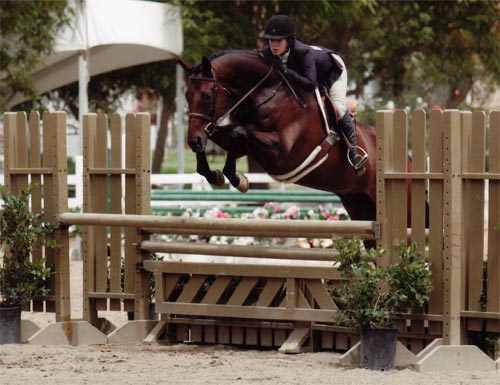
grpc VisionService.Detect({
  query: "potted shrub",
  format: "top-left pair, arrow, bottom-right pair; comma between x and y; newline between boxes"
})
0,184 -> 54,344
332,237 -> 433,370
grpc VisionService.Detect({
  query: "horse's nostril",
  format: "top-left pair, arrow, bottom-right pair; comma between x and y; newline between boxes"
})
188,136 -> 204,152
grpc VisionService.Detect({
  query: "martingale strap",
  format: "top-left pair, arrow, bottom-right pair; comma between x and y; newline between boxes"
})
271,131 -> 339,184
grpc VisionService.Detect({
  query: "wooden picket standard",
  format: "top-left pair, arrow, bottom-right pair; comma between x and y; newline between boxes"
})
81,113 -> 151,326
377,109 -> 499,370
2,112 -> 70,322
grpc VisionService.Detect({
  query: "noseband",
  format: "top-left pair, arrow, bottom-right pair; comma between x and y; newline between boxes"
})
188,66 -> 274,137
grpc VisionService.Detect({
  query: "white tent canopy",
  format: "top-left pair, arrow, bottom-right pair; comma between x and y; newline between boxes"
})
6,0 -> 184,163
7,0 -> 183,108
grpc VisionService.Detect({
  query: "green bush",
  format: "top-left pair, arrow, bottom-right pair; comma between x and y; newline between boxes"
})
333,238 -> 433,330
0,184 -> 54,307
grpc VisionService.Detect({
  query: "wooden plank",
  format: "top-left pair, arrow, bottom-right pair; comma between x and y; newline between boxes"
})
123,114 -> 137,312
52,112 -> 70,321
255,278 -> 284,307
376,110 -> 393,261
15,112 -> 29,192
94,113 -> 108,311
336,333 -> 349,350
218,326 -> 230,344
175,324 -> 189,342
42,112 -> 56,312
227,277 -> 259,306
463,111 -> 485,333
274,329 -> 287,347
427,109 -> 444,336
410,110 -> 427,249
201,276 -> 232,304
82,114 -> 97,324
486,111 -> 500,333
109,114 -> 122,310
260,328 -> 273,347
204,325 -> 216,343
143,260 -> 340,280
442,110 -> 463,345
245,328 -> 258,345
176,275 -> 206,303
305,279 -> 337,310
28,112 -> 42,258
29,112 -> 43,312
231,327 -> 244,344
155,302 -> 337,323
154,272 -> 164,302
3,113 -> 16,194
296,287 -> 311,309
132,113 -> 151,320
409,320 -> 425,354
321,331 -> 334,349
390,110 -> 409,260
164,273 -> 182,301
278,327 -> 310,353
143,320 -> 169,343
191,325 -> 203,343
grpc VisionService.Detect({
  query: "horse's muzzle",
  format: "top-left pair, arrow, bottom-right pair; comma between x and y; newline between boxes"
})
188,136 -> 205,153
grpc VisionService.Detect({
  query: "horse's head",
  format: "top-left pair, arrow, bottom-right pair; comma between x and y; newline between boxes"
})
181,56 -> 234,153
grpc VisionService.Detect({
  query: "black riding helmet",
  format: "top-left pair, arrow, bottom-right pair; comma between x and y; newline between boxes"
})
263,15 -> 296,39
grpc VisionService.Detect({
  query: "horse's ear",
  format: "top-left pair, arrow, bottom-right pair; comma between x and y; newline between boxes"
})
201,56 -> 212,77
177,59 -> 192,72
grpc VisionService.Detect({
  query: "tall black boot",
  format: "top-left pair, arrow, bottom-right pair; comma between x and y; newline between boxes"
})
338,112 -> 368,171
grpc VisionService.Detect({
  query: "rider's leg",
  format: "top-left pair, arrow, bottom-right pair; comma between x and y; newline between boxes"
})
338,112 -> 368,170
329,53 -> 368,170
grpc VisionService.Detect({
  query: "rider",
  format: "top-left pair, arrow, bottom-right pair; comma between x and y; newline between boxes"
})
261,14 -> 368,171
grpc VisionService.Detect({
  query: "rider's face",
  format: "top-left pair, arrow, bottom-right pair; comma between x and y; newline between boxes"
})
268,38 -> 288,56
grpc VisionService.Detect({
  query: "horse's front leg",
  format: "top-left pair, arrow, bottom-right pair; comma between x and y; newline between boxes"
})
196,151 -> 225,186
222,150 -> 249,193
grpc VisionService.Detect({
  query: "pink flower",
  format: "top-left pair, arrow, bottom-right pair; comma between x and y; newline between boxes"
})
273,204 -> 282,213
327,215 -> 340,221
216,210 -> 229,218
284,206 -> 299,219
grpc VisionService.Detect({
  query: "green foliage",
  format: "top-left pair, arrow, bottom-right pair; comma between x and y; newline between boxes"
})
0,184 -> 54,307
333,238 -> 432,330
0,0 -> 70,112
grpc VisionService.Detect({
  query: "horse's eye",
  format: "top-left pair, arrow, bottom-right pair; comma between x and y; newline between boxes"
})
202,92 -> 212,102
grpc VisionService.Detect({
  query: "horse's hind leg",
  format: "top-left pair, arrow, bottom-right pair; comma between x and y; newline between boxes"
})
196,152 -> 225,186
223,151 -> 248,193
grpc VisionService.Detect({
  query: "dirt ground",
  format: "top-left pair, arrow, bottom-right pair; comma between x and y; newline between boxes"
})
1,260 -> 499,385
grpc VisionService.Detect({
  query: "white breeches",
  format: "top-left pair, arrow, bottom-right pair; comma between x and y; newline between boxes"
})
328,53 -> 348,117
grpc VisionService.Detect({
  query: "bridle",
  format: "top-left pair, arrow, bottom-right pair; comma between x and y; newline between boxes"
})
188,65 -> 274,137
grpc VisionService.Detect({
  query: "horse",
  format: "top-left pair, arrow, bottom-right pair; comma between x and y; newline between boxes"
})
179,50 -> 379,223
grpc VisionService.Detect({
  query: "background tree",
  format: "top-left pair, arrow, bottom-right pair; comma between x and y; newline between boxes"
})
178,0 -> 499,111
0,0 -> 70,112
2,0 -> 498,169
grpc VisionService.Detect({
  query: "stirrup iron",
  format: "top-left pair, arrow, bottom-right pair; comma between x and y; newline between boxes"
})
347,146 -> 368,170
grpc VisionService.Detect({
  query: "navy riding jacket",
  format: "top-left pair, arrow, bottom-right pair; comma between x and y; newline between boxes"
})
262,39 -> 343,94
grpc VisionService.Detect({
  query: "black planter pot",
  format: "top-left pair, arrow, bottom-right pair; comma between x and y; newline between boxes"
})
360,328 -> 398,371
0,305 -> 22,344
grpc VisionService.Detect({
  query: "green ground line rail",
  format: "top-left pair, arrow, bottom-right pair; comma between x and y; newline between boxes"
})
150,189 -> 341,203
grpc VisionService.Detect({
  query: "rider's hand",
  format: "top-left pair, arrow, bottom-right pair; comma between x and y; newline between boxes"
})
271,56 -> 287,74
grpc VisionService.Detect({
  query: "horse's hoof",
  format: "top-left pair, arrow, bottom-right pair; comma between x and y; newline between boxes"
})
236,172 -> 249,193
355,167 -> 366,177
212,170 -> 225,186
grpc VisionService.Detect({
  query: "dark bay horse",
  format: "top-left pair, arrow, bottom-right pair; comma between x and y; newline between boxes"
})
180,50 -> 378,222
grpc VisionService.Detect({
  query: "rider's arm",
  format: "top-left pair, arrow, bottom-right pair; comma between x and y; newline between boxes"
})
285,48 -> 316,91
